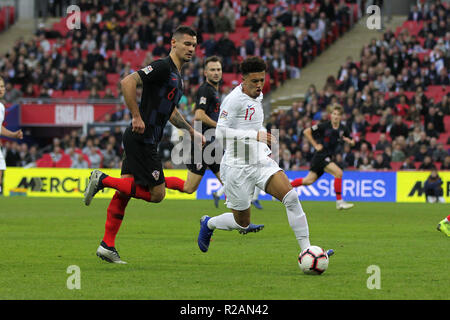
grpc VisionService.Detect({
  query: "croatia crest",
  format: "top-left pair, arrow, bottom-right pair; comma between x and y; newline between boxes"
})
152,170 -> 160,180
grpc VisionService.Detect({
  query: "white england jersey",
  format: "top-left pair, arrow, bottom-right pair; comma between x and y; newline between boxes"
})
0,102 -> 5,166
0,102 -> 4,131
216,84 -> 270,167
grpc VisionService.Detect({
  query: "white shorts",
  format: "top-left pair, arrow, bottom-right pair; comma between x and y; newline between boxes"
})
220,157 -> 282,211
0,150 -> 5,170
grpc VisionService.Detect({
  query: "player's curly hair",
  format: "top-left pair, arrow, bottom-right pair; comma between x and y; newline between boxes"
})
240,56 -> 267,75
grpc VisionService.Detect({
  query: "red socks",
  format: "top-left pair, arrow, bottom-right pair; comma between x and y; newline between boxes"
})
165,177 -> 185,192
102,176 -> 151,202
334,178 -> 342,200
291,178 -> 303,188
103,192 -> 130,247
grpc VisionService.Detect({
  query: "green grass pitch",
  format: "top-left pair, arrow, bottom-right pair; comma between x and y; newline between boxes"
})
0,197 -> 448,300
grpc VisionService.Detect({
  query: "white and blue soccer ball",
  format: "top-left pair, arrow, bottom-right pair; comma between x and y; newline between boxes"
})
298,245 -> 329,275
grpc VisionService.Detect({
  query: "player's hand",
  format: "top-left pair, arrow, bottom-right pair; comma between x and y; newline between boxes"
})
342,137 -> 353,146
192,130 -> 206,147
257,130 -> 277,146
315,144 -> 323,152
131,116 -> 145,134
14,129 -> 23,139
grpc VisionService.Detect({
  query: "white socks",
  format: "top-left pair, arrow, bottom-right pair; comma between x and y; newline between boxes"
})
207,212 -> 247,231
282,189 -> 310,251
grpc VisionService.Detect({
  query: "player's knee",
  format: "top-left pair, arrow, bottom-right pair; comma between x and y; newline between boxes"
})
151,189 -> 166,203
183,185 -> 195,194
282,189 -> 300,208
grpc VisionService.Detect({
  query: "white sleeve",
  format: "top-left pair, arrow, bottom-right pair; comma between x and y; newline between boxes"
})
0,104 -> 4,135
216,124 -> 258,141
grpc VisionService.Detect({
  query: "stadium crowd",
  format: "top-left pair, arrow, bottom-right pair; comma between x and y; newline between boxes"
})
0,0 -> 449,173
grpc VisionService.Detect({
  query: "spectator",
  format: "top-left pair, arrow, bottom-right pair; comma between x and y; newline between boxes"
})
408,5 -> 423,21
216,32 -> 236,72
400,156 -> 416,170
342,143 -> 355,168
414,144 -> 431,162
433,142 -> 447,163
49,145 -> 63,163
101,143 -> 119,168
441,155 -> 450,170
358,156 -> 373,171
308,22 -> 322,45
419,155 -> 437,170
389,116 -> 409,140
375,133 -> 391,151
71,153 -> 89,168
424,169 -> 444,203
86,145 -> 102,168
3,82 -> 22,103
373,153 -> 391,170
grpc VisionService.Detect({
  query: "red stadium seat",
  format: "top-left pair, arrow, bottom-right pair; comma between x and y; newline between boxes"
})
222,73 -> 240,87
444,116 -> 450,132
55,153 -> 72,168
36,154 -> 54,167
390,162 -> 403,171
106,73 -> 120,85
51,90 -> 64,98
365,132 -> 381,145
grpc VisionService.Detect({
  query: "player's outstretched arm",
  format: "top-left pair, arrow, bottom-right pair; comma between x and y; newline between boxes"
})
170,108 -> 205,146
303,128 -> 322,151
194,109 -> 217,128
0,126 -> 23,139
120,72 -> 145,134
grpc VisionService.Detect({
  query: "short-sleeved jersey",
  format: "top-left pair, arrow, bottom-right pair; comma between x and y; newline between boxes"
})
136,56 -> 183,144
216,84 -> 270,167
311,120 -> 351,156
0,102 -> 5,135
195,81 -> 220,137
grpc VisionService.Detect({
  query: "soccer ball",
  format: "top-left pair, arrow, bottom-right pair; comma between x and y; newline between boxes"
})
298,246 -> 329,275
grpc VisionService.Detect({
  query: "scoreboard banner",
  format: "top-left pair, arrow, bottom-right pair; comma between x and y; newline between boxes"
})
4,168 -> 448,203
396,171 -> 450,203
3,168 -> 195,200
196,170 -> 397,202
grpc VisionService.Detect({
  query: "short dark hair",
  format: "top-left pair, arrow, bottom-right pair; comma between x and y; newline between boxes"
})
173,26 -> 197,39
204,56 -> 222,68
240,56 -> 267,75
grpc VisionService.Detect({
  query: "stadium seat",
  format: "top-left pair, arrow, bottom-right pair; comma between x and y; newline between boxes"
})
366,132 -> 381,145
390,162 -> 403,171
51,90 -> 64,98
55,153 -> 72,168
437,132 -> 449,144
444,116 -> 450,132
106,73 -> 120,85
36,154 -> 54,167
222,73 -> 240,87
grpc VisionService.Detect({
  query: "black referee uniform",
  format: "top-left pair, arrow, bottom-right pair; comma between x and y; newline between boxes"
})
309,121 -> 351,178
186,81 -> 221,176
121,56 -> 183,187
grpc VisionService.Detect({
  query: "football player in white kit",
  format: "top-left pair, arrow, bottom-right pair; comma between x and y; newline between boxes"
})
197,57 -> 334,257
0,77 -> 24,193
